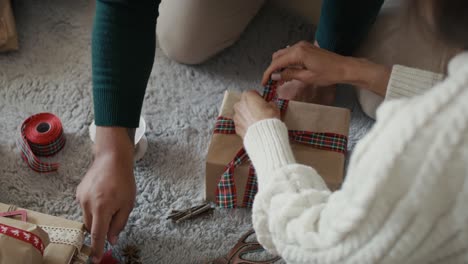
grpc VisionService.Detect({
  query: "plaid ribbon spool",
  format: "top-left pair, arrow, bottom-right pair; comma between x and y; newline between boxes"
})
214,80 -> 348,208
16,113 -> 66,173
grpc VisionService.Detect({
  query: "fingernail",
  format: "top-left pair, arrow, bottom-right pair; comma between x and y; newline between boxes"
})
92,256 -> 101,263
271,73 -> 281,81
109,235 -> 118,245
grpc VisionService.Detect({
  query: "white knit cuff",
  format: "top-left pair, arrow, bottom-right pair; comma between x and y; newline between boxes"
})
385,65 -> 443,101
244,119 -> 296,180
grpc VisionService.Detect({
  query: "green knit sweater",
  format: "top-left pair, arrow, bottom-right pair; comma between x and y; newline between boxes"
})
92,0 -> 384,127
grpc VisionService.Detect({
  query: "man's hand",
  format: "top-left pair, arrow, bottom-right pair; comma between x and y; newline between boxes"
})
76,127 -> 136,263
233,91 -> 281,139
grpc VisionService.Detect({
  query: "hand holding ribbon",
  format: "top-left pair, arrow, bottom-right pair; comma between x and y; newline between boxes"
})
233,90 -> 281,139
214,80 -> 348,208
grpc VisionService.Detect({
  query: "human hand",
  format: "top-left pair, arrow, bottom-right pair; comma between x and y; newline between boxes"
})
263,40 -> 391,96
76,127 -> 136,263
274,41 -> 337,105
262,41 -> 350,87
276,79 -> 337,105
233,91 -> 281,139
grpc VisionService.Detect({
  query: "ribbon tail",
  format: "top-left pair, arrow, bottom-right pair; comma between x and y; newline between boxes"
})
242,164 -> 258,208
17,138 -> 59,173
215,148 -> 251,208
215,165 -> 237,208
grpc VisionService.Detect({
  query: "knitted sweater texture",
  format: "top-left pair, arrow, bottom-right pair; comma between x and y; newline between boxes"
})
244,52 -> 468,264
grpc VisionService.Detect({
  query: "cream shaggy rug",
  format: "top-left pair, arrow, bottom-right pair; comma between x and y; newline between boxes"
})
0,0 -> 373,262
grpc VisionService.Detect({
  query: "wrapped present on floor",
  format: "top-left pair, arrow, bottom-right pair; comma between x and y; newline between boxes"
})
205,81 -> 350,208
0,216 -> 50,264
0,0 -> 18,52
0,203 -> 90,264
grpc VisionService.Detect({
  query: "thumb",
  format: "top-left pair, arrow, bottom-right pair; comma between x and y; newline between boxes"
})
276,68 -> 315,84
107,208 -> 131,245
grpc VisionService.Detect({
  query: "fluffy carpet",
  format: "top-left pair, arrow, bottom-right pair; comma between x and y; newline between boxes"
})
0,0 -> 373,263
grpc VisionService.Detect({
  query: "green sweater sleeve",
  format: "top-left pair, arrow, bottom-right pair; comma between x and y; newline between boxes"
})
92,0 -> 159,127
315,0 -> 384,55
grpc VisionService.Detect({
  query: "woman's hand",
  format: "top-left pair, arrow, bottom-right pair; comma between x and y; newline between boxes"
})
262,41 -> 350,87
262,41 -> 391,96
233,91 -> 281,139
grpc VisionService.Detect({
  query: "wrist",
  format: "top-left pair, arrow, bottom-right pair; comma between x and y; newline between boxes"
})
342,57 -> 391,96
94,127 -> 135,161
244,119 -> 295,175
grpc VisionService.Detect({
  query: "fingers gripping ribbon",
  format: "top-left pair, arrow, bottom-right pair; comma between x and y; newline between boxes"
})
213,80 -> 347,208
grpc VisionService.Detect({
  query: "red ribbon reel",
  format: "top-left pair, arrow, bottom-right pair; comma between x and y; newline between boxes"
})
17,113 -> 66,172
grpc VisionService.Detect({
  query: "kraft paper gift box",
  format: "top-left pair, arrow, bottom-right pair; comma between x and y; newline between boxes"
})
0,216 -> 50,264
0,0 -> 18,52
205,91 -> 350,208
0,203 -> 89,264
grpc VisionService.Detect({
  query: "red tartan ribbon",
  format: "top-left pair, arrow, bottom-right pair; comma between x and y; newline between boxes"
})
0,222 -> 46,255
288,130 -> 348,153
16,113 -> 66,173
214,80 -> 348,208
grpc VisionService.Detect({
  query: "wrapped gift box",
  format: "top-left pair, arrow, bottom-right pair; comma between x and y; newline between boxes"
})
0,216 -> 50,264
0,0 -> 18,52
205,91 -> 350,208
0,203 -> 88,264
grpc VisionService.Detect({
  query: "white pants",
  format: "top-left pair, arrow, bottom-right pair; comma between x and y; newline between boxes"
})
156,0 -> 265,65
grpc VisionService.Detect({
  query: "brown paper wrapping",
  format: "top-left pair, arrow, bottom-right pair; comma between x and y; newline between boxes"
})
0,0 -> 18,52
0,203 -> 87,264
205,91 -> 350,207
0,216 -> 50,264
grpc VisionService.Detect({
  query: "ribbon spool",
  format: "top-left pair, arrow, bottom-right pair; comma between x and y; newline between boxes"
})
17,113 -> 66,173
89,116 -> 147,162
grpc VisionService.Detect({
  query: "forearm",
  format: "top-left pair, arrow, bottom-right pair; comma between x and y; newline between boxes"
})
244,119 -> 330,255
93,127 -> 134,166
342,57 -> 391,96
92,0 -> 158,128
340,57 -> 444,98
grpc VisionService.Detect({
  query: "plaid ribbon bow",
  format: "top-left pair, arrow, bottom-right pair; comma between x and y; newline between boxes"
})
16,113 -> 66,173
214,80 -> 348,208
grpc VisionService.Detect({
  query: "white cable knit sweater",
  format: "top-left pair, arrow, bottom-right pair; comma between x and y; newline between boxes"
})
244,52 -> 468,264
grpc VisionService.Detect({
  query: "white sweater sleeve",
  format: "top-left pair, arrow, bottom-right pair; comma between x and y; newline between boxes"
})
244,119 -> 335,258
244,119 -> 331,254
385,65 -> 443,101
243,52 -> 468,263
